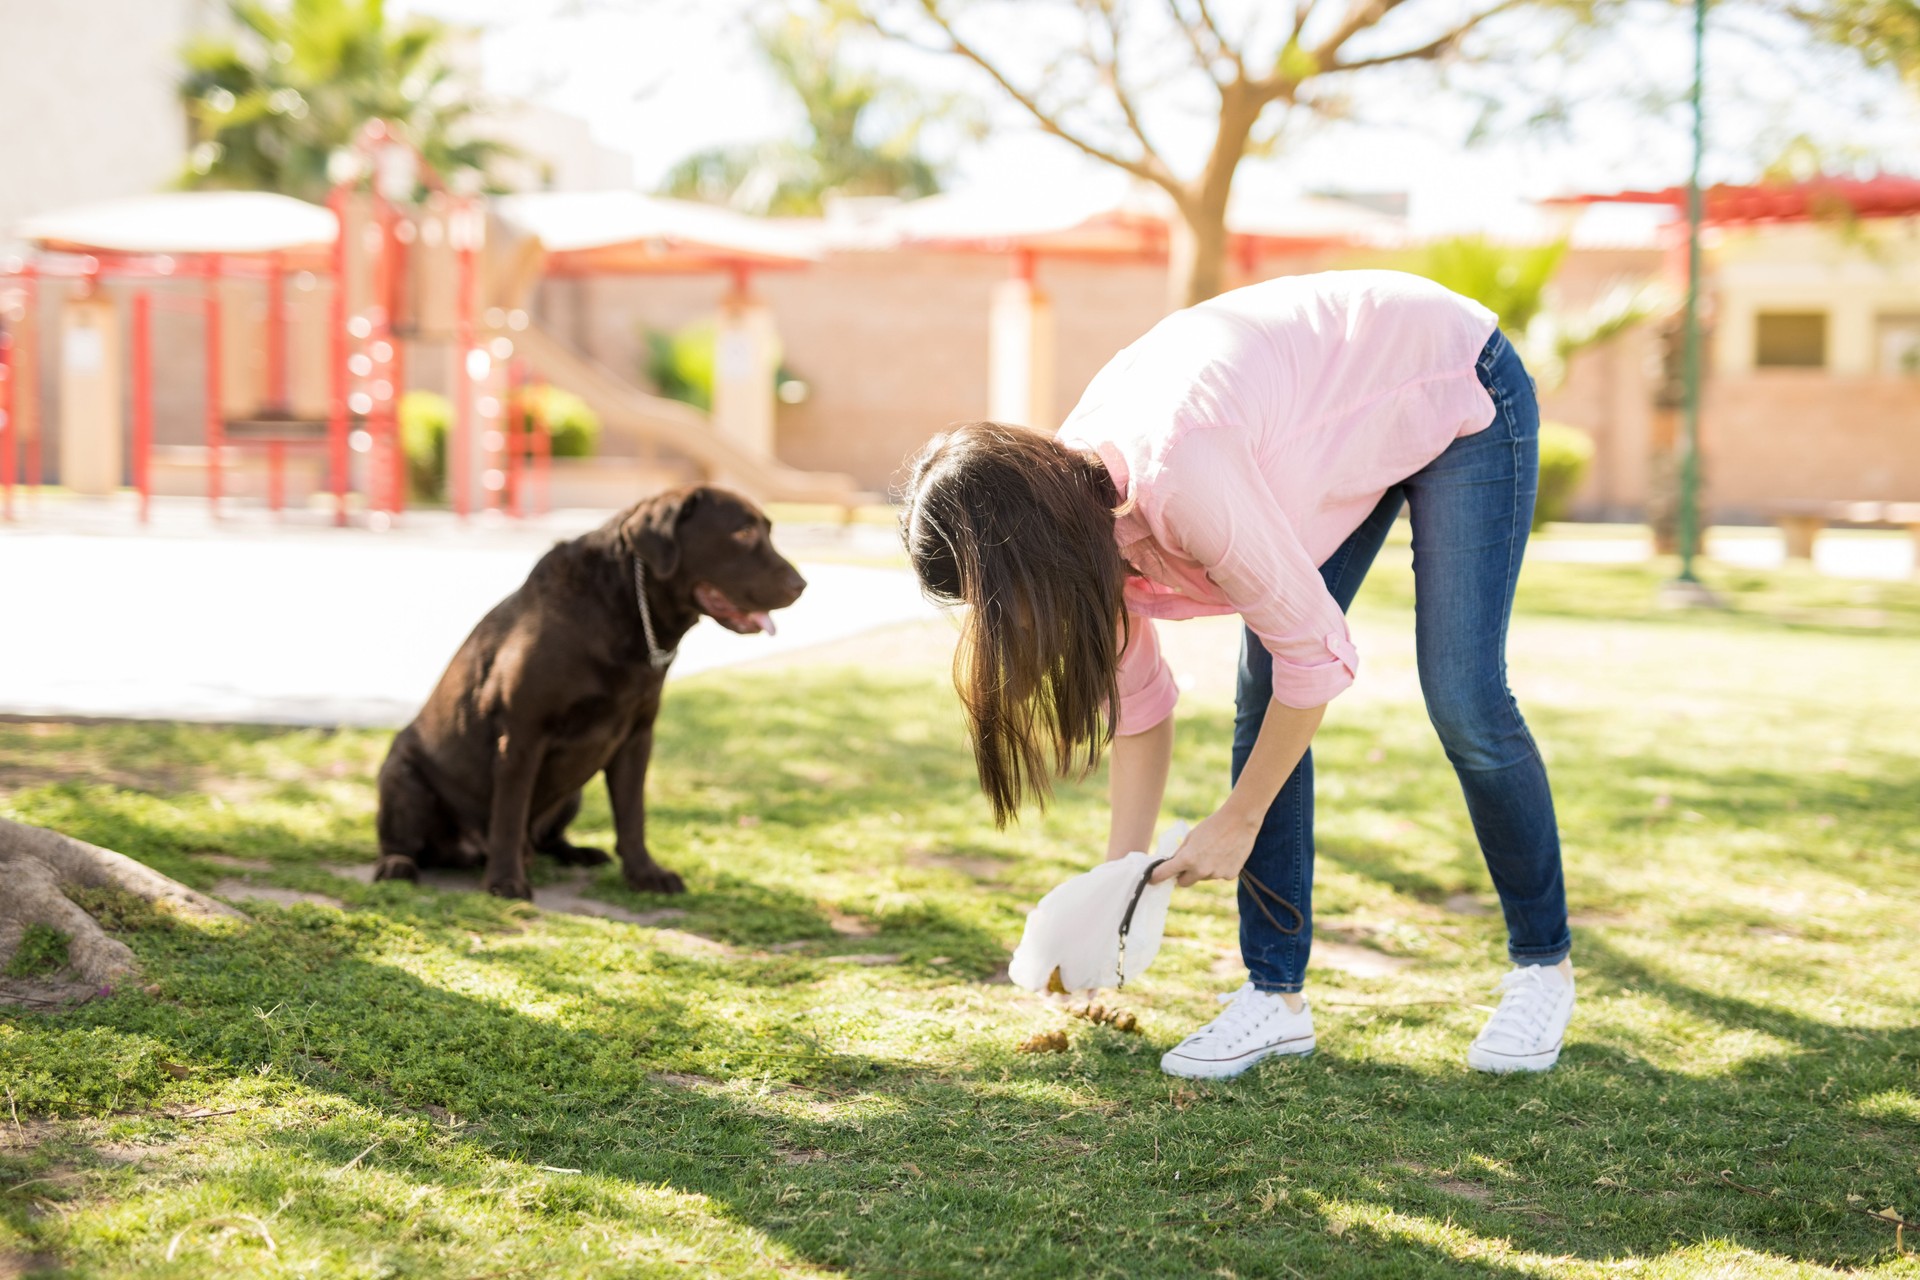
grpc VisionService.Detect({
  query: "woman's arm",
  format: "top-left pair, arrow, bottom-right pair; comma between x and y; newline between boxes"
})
1106,714 -> 1174,859
1150,699 -> 1324,886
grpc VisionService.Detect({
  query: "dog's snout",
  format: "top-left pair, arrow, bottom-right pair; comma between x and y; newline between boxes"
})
782,567 -> 808,604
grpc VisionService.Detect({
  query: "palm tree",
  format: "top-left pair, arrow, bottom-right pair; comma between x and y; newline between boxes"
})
659,14 -> 956,216
1409,236 -> 1672,527
179,0 -> 511,202
1410,237 -> 1669,389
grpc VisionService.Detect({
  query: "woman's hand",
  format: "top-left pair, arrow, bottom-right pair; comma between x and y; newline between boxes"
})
1150,805 -> 1261,886
1147,697 -> 1327,887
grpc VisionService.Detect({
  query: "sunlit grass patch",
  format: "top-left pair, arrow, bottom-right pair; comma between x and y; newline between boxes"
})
2,554 -> 1917,1276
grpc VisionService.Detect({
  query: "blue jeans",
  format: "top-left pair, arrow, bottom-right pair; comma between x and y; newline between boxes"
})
1232,330 -> 1570,992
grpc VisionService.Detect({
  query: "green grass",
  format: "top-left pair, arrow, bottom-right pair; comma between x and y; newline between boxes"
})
3,928 -> 70,981
2,552 -> 1917,1278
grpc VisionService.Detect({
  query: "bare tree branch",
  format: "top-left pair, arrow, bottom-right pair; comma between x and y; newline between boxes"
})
1168,0 -> 1233,85
1187,0 -> 1249,79
1194,0 -> 1243,58
1310,0 -> 1407,70
1291,0 -> 1318,43
1327,0 -> 1529,71
1094,1 -> 1173,173
872,0 -> 1179,191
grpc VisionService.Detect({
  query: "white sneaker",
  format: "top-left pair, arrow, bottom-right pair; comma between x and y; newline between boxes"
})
1468,963 -> 1575,1074
1160,984 -> 1316,1080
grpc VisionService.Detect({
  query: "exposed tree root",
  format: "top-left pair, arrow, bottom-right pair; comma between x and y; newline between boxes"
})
0,816 -> 245,1002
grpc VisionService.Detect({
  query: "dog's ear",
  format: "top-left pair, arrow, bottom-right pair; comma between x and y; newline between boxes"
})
622,488 -> 700,578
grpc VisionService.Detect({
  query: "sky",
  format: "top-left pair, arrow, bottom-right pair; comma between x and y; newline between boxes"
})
393,0 -> 1920,233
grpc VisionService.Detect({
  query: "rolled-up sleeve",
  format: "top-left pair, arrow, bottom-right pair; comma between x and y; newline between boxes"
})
1113,609 -> 1178,735
1154,430 -> 1357,708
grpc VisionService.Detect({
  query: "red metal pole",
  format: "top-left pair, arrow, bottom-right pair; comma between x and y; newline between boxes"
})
204,262 -> 223,518
131,291 -> 151,524
367,200 -> 389,517
507,373 -> 524,520
386,206 -> 407,518
534,386 -> 551,516
266,251 -> 287,411
328,191 -> 349,526
453,205 -> 475,520
23,267 -> 39,497
1,328 -> 13,522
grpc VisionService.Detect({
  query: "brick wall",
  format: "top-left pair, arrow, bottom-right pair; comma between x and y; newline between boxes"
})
1701,373 -> 1920,517
565,245 -> 1358,492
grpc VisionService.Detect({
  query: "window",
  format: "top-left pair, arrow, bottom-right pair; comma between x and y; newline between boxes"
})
1877,314 -> 1920,376
1754,311 -> 1827,368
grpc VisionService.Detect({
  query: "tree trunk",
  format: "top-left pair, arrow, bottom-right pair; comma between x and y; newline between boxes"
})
1170,205 -> 1233,310
1171,82 -> 1263,309
0,816 -> 245,1002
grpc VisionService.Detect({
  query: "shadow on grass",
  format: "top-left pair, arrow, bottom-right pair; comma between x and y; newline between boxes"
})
5,896 -> 1915,1279
4,662 -> 1917,1275
1291,711 -> 1920,910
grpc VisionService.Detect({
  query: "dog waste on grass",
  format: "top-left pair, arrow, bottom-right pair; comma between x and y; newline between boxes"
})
1068,1003 -> 1139,1033
1016,1030 -> 1070,1054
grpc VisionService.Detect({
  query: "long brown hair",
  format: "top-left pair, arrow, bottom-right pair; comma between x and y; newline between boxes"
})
901,421 -> 1128,826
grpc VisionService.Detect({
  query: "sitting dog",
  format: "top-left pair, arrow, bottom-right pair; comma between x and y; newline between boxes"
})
373,486 -> 806,898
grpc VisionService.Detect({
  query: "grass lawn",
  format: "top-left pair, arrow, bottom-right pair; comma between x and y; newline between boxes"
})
2,547 -> 1917,1279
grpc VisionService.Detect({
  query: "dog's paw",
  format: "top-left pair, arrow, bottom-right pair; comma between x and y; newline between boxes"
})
484,874 -> 534,900
545,843 -> 613,868
373,855 -> 421,883
623,865 -> 686,896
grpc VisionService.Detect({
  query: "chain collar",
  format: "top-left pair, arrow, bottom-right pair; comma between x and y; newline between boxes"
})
632,557 -> 676,671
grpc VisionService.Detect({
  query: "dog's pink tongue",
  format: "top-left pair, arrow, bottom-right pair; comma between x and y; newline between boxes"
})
749,611 -> 777,637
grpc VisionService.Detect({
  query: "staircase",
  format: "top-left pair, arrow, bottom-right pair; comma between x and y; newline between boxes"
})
511,323 -> 873,508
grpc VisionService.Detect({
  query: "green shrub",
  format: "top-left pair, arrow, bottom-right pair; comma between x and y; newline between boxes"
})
398,385 -> 600,503
399,389 -> 452,503
4,923 -> 70,977
511,384 -> 600,459
646,322 -> 719,411
1535,421 -> 1596,530
643,321 -> 803,410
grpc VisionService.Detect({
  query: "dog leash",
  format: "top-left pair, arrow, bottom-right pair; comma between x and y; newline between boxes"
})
1114,856 -> 1171,991
632,558 -> 677,671
1113,857 -> 1305,992
1238,868 -> 1306,937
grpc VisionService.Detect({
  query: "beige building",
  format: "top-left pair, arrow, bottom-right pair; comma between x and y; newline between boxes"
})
0,0 -> 210,255
1699,220 -> 1920,517
543,235 -> 1667,508
5,1 -> 1913,524
544,205 -> 1920,525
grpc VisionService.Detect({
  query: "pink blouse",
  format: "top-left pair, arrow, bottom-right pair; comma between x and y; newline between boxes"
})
1056,270 -> 1499,733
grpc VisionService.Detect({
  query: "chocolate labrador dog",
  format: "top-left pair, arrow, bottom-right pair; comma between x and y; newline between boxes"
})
373,486 -> 806,898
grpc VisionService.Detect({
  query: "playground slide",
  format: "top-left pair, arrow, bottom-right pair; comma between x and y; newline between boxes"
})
511,322 -> 872,507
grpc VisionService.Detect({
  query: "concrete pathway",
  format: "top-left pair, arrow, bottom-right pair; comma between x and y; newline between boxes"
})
2,498 -> 1909,727
1529,526 -> 1916,579
0,502 -> 934,726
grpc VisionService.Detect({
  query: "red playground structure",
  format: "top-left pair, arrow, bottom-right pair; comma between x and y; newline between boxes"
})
0,122 -> 548,527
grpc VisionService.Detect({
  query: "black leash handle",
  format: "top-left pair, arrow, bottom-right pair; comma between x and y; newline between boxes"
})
1111,854 -> 1307,991
1238,867 -> 1305,936
1114,856 -> 1172,991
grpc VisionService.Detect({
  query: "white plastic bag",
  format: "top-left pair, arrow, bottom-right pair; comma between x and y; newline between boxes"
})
1008,823 -> 1187,995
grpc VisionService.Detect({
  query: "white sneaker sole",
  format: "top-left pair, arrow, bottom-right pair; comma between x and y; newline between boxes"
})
1467,1040 -> 1562,1074
1160,1033 -> 1316,1080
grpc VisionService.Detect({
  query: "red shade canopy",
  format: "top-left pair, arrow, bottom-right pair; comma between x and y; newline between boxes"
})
823,184 -> 1406,263
491,191 -> 819,276
1550,176 -> 1920,225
